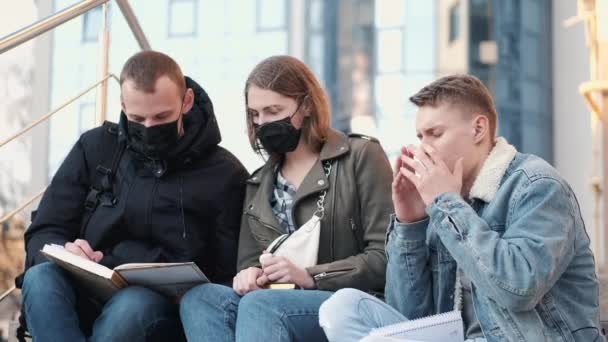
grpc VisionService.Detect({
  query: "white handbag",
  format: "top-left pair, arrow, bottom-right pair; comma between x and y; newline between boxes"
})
259,161 -> 332,269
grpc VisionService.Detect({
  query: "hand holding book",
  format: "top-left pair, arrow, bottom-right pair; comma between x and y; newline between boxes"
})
64,239 -> 103,262
259,252 -> 312,289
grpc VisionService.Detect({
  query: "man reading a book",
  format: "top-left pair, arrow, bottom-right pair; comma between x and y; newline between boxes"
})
20,51 -> 248,341
319,75 -> 604,341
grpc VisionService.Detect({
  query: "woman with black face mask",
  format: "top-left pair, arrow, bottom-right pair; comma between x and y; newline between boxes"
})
180,55 -> 394,341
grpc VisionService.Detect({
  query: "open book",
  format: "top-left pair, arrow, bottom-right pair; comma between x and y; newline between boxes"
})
367,310 -> 463,342
41,244 -> 209,301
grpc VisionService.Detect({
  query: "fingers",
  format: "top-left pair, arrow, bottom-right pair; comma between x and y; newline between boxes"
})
256,274 -> 269,287
261,256 -> 302,283
412,145 -> 434,170
232,275 -> 240,293
393,154 -> 403,177
421,144 -> 453,172
394,146 -> 416,177
74,239 -> 105,262
401,146 -> 413,158
92,251 -> 103,263
259,252 -> 272,267
401,154 -> 426,176
73,239 -> 95,257
233,267 -> 262,295
400,166 -> 420,188
246,267 -> 260,287
64,242 -> 89,259
265,268 -> 289,282
261,256 -> 288,275
392,171 -> 403,190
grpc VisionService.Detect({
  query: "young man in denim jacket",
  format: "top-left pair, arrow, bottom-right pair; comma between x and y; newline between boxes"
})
319,75 -> 604,342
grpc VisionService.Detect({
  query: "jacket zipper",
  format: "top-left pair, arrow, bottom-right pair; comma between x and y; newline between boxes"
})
330,161 -> 338,260
313,268 -> 355,281
245,212 -> 284,237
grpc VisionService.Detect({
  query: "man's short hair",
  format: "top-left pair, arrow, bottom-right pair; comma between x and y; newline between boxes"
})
409,74 -> 498,138
120,50 -> 186,95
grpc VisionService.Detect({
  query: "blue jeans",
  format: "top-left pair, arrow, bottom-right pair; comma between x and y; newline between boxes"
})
319,289 -> 486,342
22,262 -> 184,342
180,283 -> 333,342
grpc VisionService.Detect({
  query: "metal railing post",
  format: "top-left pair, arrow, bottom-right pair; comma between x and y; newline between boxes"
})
95,2 -> 111,125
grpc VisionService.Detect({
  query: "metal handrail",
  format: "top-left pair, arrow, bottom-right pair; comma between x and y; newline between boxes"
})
0,190 -> 46,226
0,0 -> 151,229
115,0 -> 151,50
580,80 -> 608,119
0,286 -> 16,302
0,0 -> 109,54
0,73 -> 120,226
0,74 -> 119,150
0,0 -> 150,55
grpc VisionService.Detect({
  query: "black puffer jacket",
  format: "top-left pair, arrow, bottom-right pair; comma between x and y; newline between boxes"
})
24,77 -> 248,284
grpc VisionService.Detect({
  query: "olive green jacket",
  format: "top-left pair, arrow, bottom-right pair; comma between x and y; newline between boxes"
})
237,128 -> 393,292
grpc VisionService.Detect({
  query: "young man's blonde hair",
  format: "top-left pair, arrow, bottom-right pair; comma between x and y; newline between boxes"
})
410,74 -> 498,138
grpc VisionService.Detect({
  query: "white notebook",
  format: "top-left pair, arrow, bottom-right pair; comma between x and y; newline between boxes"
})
368,310 -> 464,342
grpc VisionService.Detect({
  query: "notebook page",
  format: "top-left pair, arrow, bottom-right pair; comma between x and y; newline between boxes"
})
369,310 -> 463,342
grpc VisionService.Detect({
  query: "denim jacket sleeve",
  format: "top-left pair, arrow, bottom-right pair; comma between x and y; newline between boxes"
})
430,177 -> 577,312
385,215 -> 434,319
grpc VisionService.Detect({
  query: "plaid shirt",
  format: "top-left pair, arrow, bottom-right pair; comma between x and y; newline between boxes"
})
271,171 -> 297,234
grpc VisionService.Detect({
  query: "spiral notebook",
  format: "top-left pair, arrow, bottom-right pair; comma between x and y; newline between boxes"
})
367,310 -> 463,342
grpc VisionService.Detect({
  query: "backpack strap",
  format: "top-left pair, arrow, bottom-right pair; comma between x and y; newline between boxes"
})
81,122 -> 126,228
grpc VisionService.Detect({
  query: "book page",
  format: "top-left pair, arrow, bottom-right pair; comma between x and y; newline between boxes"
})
42,244 -> 114,279
114,262 -> 196,269
369,311 -> 463,342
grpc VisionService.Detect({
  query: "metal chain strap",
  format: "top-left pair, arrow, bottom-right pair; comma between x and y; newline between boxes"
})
314,161 -> 332,219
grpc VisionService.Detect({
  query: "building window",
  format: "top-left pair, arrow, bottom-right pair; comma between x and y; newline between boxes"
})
82,6 -> 102,43
306,0 -> 325,84
168,0 -> 198,37
375,0 -> 405,28
256,0 -> 287,31
449,2 -> 460,43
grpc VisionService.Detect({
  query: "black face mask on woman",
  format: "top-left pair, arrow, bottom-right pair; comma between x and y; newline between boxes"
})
255,105 -> 302,155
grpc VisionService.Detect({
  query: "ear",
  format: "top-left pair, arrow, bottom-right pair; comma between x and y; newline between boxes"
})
472,115 -> 489,144
301,96 -> 312,117
182,88 -> 195,114
120,94 -> 126,113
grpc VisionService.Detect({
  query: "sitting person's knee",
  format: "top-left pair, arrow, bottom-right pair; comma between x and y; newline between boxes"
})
320,289 -> 366,319
319,289 -> 370,334
106,286 -> 174,319
180,283 -> 235,316
23,262 -> 69,293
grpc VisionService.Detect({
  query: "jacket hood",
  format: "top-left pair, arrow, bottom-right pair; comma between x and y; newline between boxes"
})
119,76 -> 222,169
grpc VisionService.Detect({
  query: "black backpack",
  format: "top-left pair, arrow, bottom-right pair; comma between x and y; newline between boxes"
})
12,121 -> 126,341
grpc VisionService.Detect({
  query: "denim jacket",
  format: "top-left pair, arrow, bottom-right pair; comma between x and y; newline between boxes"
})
385,138 -> 603,342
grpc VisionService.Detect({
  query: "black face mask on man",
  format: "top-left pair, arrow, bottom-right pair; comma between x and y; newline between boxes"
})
255,102 -> 303,155
127,118 -> 180,160
126,95 -> 185,160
